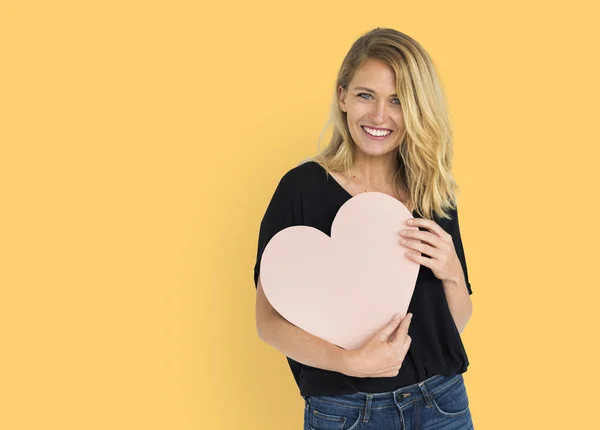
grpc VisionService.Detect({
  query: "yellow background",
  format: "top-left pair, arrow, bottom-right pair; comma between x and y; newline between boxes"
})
1,1 -> 598,428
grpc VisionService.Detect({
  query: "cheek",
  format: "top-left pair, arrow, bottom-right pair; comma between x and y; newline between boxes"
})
348,110 -> 368,129
395,113 -> 406,127
345,111 -> 361,130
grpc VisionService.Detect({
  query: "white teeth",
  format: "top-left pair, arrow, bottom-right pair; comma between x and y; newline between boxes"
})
363,126 -> 391,137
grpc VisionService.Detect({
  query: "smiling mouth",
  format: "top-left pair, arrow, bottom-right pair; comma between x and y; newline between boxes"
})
361,126 -> 393,140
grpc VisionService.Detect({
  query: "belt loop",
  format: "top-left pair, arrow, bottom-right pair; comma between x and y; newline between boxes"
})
399,407 -> 406,430
418,381 -> 434,408
362,394 -> 372,422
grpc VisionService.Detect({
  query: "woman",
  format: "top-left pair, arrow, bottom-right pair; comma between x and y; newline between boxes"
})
254,27 -> 474,429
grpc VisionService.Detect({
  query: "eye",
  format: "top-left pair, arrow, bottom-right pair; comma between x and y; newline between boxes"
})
358,93 -> 401,105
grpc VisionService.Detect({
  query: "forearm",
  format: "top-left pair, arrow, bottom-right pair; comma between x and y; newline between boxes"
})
258,310 -> 351,374
442,273 -> 473,334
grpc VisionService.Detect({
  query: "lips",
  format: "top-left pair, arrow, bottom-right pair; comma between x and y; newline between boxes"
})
361,126 -> 393,140
362,126 -> 392,131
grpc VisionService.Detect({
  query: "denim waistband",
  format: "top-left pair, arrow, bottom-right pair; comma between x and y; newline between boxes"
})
306,373 -> 462,411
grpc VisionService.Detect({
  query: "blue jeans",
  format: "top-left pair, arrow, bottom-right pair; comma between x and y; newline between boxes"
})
303,373 -> 473,429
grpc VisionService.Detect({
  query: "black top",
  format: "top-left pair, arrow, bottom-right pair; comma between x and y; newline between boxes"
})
253,160 -> 473,397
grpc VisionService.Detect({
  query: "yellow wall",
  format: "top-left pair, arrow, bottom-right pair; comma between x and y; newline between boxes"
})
1,1 -> 598,428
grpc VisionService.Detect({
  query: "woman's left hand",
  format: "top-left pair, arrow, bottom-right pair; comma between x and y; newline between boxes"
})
398,218 -> 462,284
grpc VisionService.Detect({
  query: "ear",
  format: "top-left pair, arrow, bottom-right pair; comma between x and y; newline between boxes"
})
338,85 -> 347,112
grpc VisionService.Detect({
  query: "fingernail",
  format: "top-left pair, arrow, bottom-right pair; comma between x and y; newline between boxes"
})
393,313 -> 401,320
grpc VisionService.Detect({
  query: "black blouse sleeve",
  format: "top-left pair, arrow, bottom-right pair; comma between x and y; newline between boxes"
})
253,172 -> 298,289
452,206 -> 473,295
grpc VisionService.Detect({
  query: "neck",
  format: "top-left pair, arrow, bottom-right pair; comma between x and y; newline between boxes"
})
349,153 -> 398,189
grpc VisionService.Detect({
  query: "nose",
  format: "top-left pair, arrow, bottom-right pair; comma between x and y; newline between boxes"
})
369,100 -> 388,123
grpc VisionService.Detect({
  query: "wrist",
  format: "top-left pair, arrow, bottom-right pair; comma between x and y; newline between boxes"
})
340,348 -> 359,377
443,268 -> 462,286
442,278 -> 459,287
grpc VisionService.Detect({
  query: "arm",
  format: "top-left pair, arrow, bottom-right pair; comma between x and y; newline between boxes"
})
443,274 -> 473,334
255,276 -> 352,374
444,206 -> 473,334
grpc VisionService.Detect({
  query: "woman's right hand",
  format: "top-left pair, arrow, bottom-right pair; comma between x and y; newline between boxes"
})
342,313 -> 413,378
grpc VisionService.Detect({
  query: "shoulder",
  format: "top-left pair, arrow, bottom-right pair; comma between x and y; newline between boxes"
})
445,205 -> 463,239
276,159 -> 325,193
430,204 -> 459,235
283,159 -> 323,181
258,161 -> 325,232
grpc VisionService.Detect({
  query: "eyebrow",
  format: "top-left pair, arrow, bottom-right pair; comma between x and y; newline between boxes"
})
353,86 -> 398,97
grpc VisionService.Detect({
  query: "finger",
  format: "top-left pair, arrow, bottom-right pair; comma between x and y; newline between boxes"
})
373,346 -> 409,377
389,336 -> 412,371
400,335 -> 412,357
405,252 -> 432,269
390,314 -> 412,347
406,218 -> 452,242
378,313 -> 404,342
401,230 -> 439,247
402,239 -> 442,260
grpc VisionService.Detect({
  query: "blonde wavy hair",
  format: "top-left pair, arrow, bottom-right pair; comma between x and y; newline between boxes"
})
304,27 -> 459,221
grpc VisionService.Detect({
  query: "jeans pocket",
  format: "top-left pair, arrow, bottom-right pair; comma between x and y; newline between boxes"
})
306,397 -> 362,430
430,374 -> 470,417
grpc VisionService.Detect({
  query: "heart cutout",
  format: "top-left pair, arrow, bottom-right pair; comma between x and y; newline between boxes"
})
260,191 -> 421,350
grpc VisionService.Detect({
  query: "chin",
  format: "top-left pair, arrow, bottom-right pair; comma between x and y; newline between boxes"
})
355,144 -> 398,157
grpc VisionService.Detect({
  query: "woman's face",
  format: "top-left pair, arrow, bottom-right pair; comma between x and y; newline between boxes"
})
338,58 -> 405,159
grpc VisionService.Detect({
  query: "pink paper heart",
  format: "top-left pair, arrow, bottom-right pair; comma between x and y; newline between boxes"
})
260,192 -> 421,350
